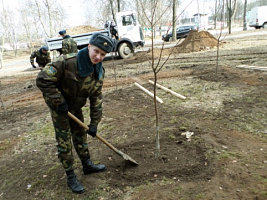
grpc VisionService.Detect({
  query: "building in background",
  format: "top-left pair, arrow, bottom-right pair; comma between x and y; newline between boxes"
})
193,13 -> 209,30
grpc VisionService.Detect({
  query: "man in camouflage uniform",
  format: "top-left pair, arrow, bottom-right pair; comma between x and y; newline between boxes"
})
59,30 -> 78,55
36,33 -> 114,194
30,46 -> 51,70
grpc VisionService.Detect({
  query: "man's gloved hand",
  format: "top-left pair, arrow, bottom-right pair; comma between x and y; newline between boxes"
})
57,101 -> 68,114
86,125 -> 97,137
32,64 -> 36,68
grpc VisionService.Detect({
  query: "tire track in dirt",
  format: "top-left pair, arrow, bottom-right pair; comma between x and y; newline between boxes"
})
1,91 -> 44,110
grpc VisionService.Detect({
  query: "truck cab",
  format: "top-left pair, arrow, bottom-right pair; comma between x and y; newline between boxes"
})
113,10 -> 144,58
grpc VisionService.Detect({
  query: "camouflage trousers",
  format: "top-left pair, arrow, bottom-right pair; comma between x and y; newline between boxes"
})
50,109 -> 90,171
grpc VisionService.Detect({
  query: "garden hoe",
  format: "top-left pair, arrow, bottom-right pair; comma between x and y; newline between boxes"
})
68,112 -> 138,165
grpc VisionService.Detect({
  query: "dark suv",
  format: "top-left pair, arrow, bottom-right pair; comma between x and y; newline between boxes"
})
162,25 -> 197,42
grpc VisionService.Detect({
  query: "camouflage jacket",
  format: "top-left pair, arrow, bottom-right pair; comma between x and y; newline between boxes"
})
62,35 -> 78,55
36,49 -> 104,126
30,49 -> 51,65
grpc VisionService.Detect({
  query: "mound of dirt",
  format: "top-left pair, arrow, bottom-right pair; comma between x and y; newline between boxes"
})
174,30 -> 219,53
151,30 -> 220,58
66,25 -> 101,35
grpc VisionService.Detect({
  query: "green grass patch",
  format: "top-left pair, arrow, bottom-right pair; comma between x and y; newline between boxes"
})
0,139 -> 13,150
216,150 -> 242,160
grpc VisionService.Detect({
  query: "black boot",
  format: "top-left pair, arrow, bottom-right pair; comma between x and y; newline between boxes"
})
66,170 -> 85,194
82,159 -> 106,175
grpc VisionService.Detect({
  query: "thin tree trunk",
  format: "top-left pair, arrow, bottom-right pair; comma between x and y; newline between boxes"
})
44,0 -> 54,37
214,0 -> 217,29
109,0 -> 116,24
0,81 -> 7,116
216,0 -> 224,76
35,0 -> 49,37
0,95 -> 7,116
0,36 -> 4,68
172,0 -> 177,41
111,53 -> 118,91
243,0 -> 247,31
117,0 -> 120,12
228,0 -> 232,34
153,73 -> 160,158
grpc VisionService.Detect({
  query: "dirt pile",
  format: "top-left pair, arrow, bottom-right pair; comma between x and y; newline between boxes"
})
174,30 -> 219,53
152,30 -> 220,58
66,25 -> 101,35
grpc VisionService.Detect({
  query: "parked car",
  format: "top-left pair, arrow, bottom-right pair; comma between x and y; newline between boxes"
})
162,25 -> 197,42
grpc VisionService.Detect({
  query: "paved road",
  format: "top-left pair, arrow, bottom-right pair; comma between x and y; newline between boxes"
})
143,27 -> 266,49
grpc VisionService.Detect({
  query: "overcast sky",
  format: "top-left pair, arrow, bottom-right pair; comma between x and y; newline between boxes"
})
61,0 -> 87,27
0,0 -> 87,27
0,0 -> 256,28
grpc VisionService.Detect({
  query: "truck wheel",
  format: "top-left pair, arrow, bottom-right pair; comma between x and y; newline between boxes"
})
118,42 -> 133,59
263,23 -> 267,29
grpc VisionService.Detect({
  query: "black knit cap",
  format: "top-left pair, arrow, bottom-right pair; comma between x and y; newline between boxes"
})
89,33 -> 114,53
58,30 -> 66,35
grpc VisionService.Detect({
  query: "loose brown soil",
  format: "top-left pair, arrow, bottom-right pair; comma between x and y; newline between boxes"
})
67,25 -> 101,35
0,29 -> 267,200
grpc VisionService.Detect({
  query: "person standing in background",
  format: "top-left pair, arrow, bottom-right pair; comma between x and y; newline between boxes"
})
59,30 -> 78,55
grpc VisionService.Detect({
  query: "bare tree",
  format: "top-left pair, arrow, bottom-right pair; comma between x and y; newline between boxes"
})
226,0 -> 238,34
215,0 -> 225,76
0,80 -> 7,116
0,0 -> 6,67
0,34 -> 4,68
0,1 -> 19,58
172,0 -> 177,41
137,0 -> 170,157
136,0 -> 195,158
118,0 -> 121,12
210,0 -> 226,29
243,0 -> 247,31
32,0 -> 65,38
84,0 -> 129,27
19,1 -> 38,53
133,0 -> 173,35
214,0 -> 218,29
108,0 -> 117,23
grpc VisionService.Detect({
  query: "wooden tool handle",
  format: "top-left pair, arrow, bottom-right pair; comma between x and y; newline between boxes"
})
67,112 -> 120,154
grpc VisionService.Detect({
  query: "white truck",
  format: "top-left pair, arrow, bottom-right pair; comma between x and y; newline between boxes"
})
46,10 -> 144,59
248,6 -> 267,29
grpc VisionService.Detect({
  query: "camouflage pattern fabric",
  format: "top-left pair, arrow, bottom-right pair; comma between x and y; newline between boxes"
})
30,48 -> 51,69
36,53 -> 104,171
50,108 -> 89,171
62,35 -> 78,55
